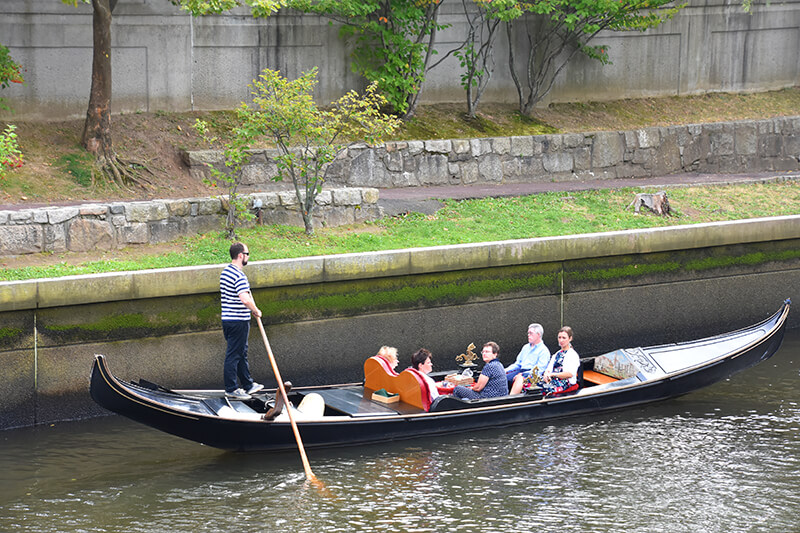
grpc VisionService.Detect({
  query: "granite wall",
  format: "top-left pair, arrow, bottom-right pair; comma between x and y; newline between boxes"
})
0,188 -> 380,257
184,117 -> 800,189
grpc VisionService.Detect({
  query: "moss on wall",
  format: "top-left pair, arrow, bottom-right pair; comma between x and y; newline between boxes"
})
256,263 -> 561,323
37,295 -> 221,344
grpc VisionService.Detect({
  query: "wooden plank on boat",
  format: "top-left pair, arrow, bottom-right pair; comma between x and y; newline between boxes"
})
313,388 -> 401,417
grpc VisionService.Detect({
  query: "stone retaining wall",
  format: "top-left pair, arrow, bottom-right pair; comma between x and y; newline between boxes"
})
0,188 -> 380,257
184,117 -> 800,188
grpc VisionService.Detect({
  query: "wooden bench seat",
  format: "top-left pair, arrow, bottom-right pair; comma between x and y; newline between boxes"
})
583,369 -> 619,386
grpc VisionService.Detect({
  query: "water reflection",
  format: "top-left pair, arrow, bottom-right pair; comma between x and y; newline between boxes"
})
1,331 -> 798,532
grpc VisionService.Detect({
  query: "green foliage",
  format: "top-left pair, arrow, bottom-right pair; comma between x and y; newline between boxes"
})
0,44 -> 24,111
232,67 -> 400,235
291,0 -> 445,116
176,0 -> 286,16
194,118 -> 255,240
508,0 -> 684,114
0,124 -> 23,177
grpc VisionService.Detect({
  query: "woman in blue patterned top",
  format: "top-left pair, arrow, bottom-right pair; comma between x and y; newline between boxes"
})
453,342 -> 509,399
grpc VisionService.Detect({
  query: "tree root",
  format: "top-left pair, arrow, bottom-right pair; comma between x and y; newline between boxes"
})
92,155 -> 155,192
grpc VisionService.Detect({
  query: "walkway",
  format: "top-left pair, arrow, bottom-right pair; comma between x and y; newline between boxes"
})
377,171 -> 800,216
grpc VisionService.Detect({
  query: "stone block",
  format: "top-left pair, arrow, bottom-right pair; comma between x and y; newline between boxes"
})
783,135 -> 800,160
384,150 -> 403,172
710,130 -> 735,156
493,137 -> 511,155
425,139 -> 451,154
564,133 -> 584,149
32,210 -> 48,224
452,139 -> 471,155
734,123 -> 758,155
250,192 -> 280,209
241,163 -> 277,186
543,152 -> 573,173
637,128 -> 660,149
682,135 -> 710,167
10,211 -> 33,224
478,154 -> 503,182
759,135 -> 782,158
540,135 -> 562,152
362,188 -> 380,204
149,221 -> 183,244
47,207 -> 79,225
351,149 -> 393,188
166,199 -> 191,217
417,154 -> 450,185
0,225 -> 42,255
111,215 -> 126,227
67,219 -> 114,252
393,171 -> 420,187
510,136 -> 534,157
332,188 -> 363,206
315,190 -> 333,206
461,160 -> 480,184
470,138 -> 492,157
592,131 -> 625,168
126,201 -> 169,223
573,147 -> 592,171
321,206 -> 356,227
651,133 -> 682,174
196,197 -> 222,215
502,158 -> 521,179
79,204 -> 108,217
279,191 -> 300,207
122,223 -> 149,244
407,141 -> 424,155
0,211 -> 8,224
43,224 -> 67,253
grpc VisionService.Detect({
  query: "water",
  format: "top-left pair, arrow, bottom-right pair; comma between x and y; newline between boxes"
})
2,330 -> 798,533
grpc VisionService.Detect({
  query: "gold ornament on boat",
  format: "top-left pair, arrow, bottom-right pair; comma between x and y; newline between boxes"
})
456,343 -> 478,367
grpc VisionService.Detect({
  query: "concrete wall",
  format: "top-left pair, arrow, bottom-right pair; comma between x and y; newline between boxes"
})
2,0 -> 799,120
1,215 -> 799,429
185,117 -> 800,188
0,187 -> 380,257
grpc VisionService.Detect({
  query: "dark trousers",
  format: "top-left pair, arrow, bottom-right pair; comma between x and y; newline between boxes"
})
222,320 -> 254,393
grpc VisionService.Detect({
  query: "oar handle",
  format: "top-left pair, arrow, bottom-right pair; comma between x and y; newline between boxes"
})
256,317 -> 317,482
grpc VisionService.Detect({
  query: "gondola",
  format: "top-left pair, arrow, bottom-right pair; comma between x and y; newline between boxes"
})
90,299 -> 791,452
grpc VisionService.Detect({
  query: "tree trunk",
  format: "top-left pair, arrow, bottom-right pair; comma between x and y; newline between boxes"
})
82,0 -> 114,163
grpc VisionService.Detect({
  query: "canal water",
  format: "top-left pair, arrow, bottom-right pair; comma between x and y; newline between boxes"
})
1,330 -> 798,533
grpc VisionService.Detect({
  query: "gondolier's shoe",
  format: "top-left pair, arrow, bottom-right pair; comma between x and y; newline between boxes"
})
246,382 -> 264,395
225,388 -> 251,400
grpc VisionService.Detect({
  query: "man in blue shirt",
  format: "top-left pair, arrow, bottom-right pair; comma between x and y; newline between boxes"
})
505,323 -> 550,389
220,242 -> 264,399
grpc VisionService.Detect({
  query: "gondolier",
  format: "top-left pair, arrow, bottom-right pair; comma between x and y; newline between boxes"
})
220,242 -> 264,399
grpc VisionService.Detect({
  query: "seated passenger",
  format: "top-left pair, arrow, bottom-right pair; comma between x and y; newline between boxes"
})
410,348 -> 441,404
453,342 -> 509,400
540,326 -> 580,395
375,345 -> 400,376
507,323 -> 551,394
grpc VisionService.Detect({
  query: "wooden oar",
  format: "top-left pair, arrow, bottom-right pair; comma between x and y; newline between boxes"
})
255,316 -> 318,483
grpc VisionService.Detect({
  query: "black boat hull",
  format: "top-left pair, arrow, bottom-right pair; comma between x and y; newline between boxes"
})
90,301 -> 790,452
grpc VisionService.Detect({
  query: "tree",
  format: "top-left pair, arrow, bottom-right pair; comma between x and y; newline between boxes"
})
454,0 -> 520,118
506,0 -> 683,116
61,0 -> 285,189
290,0 -> 446,118
198,68 -> 400,236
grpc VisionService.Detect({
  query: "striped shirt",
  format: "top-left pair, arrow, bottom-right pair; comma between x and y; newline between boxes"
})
220,263 -> 251,321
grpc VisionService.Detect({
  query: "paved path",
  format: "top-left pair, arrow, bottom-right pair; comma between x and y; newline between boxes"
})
377,171 -> 800,216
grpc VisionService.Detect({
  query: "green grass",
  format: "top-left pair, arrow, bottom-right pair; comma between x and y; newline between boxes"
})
1,181 -> 797,282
